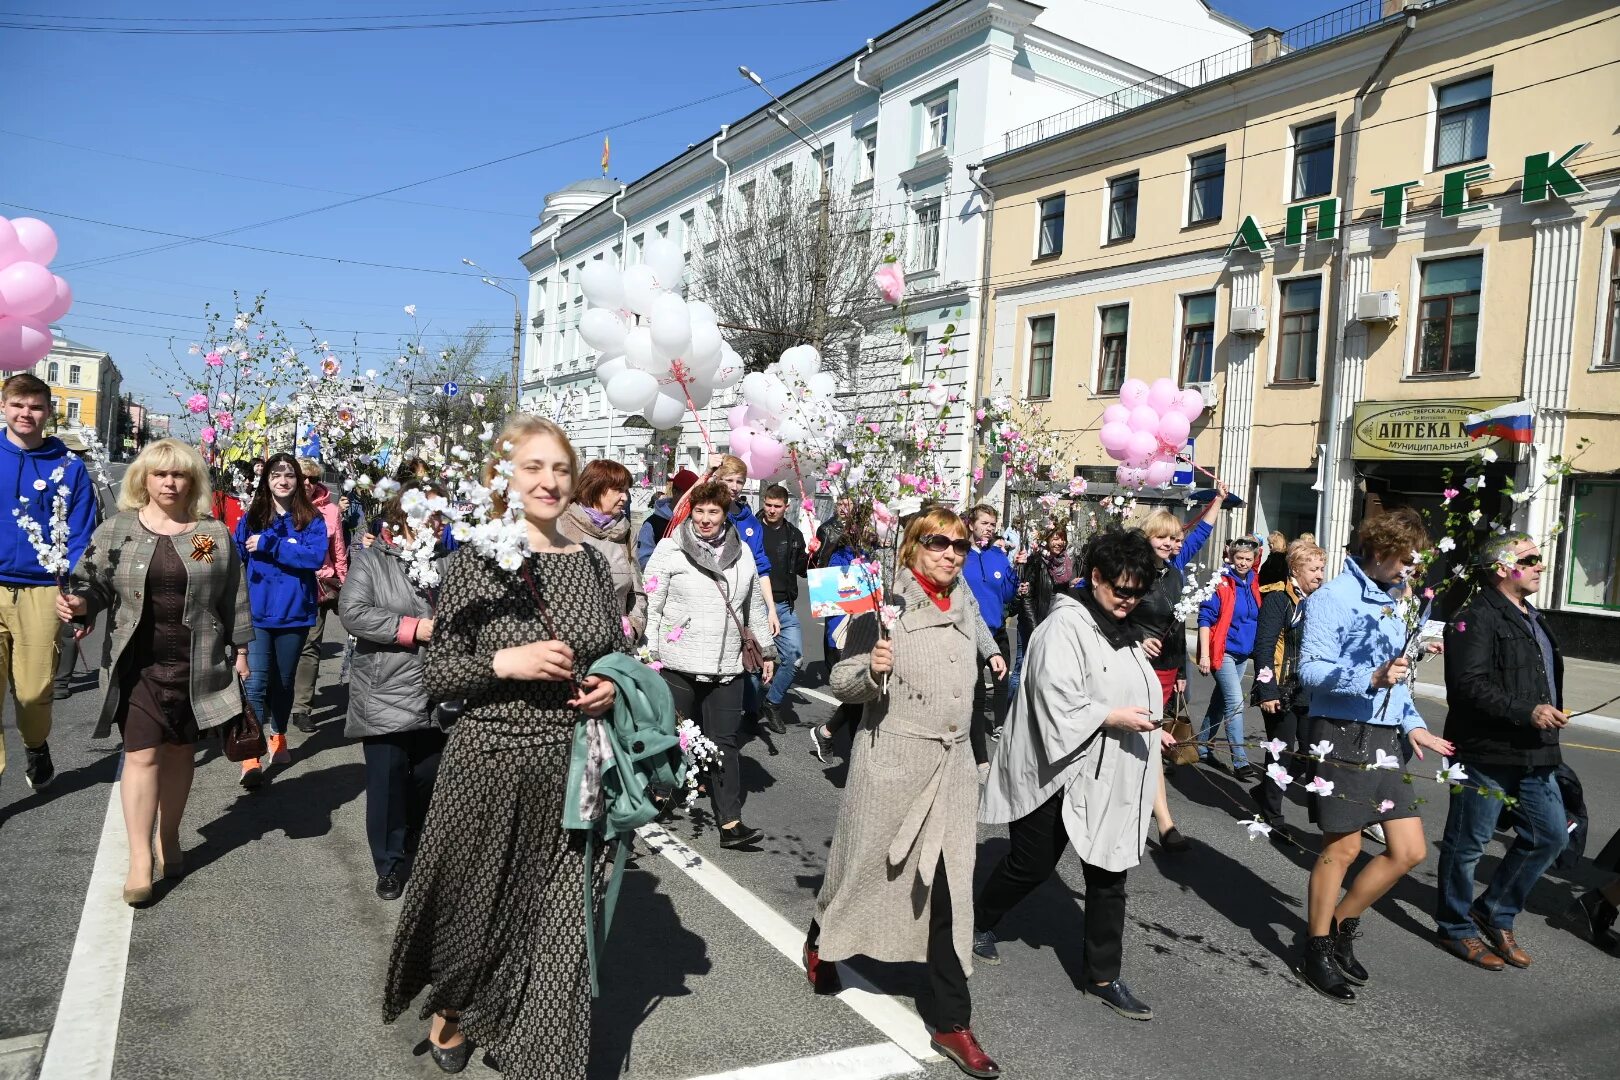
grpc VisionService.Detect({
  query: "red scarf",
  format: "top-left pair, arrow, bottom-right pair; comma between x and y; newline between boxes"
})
911,568 -> 952,611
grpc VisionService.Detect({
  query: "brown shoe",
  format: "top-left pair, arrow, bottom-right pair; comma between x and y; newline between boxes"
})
930,1026 -> 1001,1079
1438,935 -> 1506,970
1472,913 -> 1532,968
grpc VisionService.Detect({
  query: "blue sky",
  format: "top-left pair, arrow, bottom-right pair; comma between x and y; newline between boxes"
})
0,0 -> 1323,410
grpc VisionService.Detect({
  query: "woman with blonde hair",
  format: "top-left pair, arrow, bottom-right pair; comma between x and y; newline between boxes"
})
59,438 -> 252,905
383,415 -> 628,1076
1257,529 -> 1290,587
707,454 -> 779,637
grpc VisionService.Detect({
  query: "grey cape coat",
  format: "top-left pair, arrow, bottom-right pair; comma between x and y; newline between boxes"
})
981,593 -> 1162,873
814,570 -> 998,973
71,510 -> 253,737
339,537 -> 446,739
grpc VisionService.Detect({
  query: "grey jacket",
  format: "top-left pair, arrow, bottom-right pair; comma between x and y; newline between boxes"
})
559,502 -> 646,636
72,511 -> 253,736
644,520 -> 775,678
339,538 -> 445,739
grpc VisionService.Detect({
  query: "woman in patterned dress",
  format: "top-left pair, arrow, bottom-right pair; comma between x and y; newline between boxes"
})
382,417 -> 623,1077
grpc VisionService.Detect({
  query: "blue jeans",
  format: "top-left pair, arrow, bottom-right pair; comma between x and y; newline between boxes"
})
1435,762 -> 1567,939
764,601 -> 802,707
1199,652 -> 1251,767
246,626 -> 311,736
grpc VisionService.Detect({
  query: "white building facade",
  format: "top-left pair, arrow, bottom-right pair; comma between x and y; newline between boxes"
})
518,0 -> 1252,483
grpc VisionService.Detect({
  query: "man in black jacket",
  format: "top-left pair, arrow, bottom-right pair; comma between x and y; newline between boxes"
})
1435,532 -> 1567,971
758,485 -> 808,732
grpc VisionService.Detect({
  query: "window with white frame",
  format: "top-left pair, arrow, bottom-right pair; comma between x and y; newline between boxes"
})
1292,119 -> 1335,201
1415,253 -> 1482,375
1565,480 -> 1620,610
1097,306 -> 1128,394
1037,195 -> 1064,258
771,165 -> 792,222
655,221 -> 669,241
925,95 -> 950,152
1434,72 -> 1491,169
815,146 -> 834,193
68,364 -> 81,386
630,234 -> 644,263
1188,148 -> 1225,225
913,201 -> 941,272
738,181 -> 756,226
1180,292 -> 1217,384
1276,277 -> 1322,382
67,399 -> 80,421
705,196 -> 723,251
1603,238 -> 1620,368
1028,315 -> 1054,398
46,361 -> 58,382
611,242 -> 623,265
903,328 -> 926,386
858,126 -> 878,183
1107,174 -> 1137,242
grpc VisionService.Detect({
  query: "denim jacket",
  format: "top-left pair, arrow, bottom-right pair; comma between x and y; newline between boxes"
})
1297,557 -> 1426,734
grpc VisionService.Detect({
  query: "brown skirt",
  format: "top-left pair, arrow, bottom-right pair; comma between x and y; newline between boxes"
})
116,671 -> 200,752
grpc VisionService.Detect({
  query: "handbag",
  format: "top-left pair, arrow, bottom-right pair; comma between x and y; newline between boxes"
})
711,576 -> 765,675
220,689 -> 267,763
1166,687 -> 1200,767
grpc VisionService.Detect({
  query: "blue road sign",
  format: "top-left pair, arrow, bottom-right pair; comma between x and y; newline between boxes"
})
1172,439 -> 1195,486
442,381 -> 459,397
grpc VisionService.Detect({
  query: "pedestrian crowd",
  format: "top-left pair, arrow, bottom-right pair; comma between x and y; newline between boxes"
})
1,367 -> 1614,1080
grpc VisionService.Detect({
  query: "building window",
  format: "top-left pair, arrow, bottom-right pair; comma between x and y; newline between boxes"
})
630,234 -> 644,263
1566,480 -> 1620,610
680,211 -> 696,253
913,201 -> 941,272
1028,315 -> 1055,398
1434,72 -> 1491,169
925,95 -> 950,151
1276,278 -> 1322,382
67,399 -> 80,422
655,222 -> 669,242
1603,240 -> 1620,368
738,181 -> 756,223
1180,292 -> 1217,384
814,146 -> 834,193
1107,174 -> 1137,242
1415,253 -> 1482,375
1097,305 -> 1128,394
903,329 -> 926,386
1037,195 -> 1064,258
47,361 -> 58,382
68,364 -> 81,386
1188,148 -> 1225,225
859,126 -> 878,182
1292,119 -> 1336,201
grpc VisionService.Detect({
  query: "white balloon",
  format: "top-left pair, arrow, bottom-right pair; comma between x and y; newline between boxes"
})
711,358 -> 744,389
579,261 -> 625,310
685,382 -> 713,409
595,355 -> 629,383
621,264 -> 662,316
578,307 -> 628,354
686,342 -> 722,383
807,371 -> 837,398
623,326 -> 662,374
605,369 -> 658,412
686,299 -> 718,326
741,371 -> 772,407
648,292 -> 692,359
761,376 -> 791,416
776,417 -> 807,444
642,389 -> 687,429
688,319 -> 723,364
644,238 -> 686,291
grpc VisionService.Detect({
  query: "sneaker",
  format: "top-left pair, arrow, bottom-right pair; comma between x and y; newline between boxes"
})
809,725 -> 834,762
760,702 -> 786,735
1362,823 -> 1387,845
23,742 -> 55,791
972,929 -> 1002,965
1086,978 -> 1153,1020
267,733 -> 290,765
240,759 -> 263,789
291,712 -> 317,734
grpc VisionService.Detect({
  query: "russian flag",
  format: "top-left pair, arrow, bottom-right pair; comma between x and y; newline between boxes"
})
1463,400 -> 1535,444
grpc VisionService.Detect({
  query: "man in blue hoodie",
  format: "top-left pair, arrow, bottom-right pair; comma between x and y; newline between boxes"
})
963,504 -> 1017,767
0,374 -> 98,792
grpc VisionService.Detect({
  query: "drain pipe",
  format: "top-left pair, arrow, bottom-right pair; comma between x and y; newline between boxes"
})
711,123 -> 732,195
853,39 -> 879,91
965,162 -> 996,504
610,183 -> 629,264
1316,5 -> 1420,554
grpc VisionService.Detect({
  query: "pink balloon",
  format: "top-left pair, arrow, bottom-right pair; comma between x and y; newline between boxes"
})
1125,430 -> 1158,466
1115,464 -> 1147,490
1119,378 -> 1149,408
749,434 -> 785,478
1098,421 -> 1133,452
1176,389 -> 1205,422
1127,405 -> 1160,434
35,276 -> 71,323
0,218 -> 21,268
0,315 -> 52,371
1104,442 -> 1130,462
726,403 -> 750,431
1146,377 -> 1177,414
1144,459 -> 1176,488
0,261 -> 56,318
1157,410 -> 1190,446
730,427 -> 753,454
1101,403 -> 1131,427
10,219 -> 58,267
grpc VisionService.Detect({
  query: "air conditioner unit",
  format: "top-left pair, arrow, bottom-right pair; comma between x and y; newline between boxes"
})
1230,305 -> 1267,335
1356,289 -> 1400,322
1189,381 -> 1220,408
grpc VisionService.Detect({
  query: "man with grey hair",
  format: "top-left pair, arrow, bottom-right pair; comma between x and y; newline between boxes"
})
1435,531 -> 1567,970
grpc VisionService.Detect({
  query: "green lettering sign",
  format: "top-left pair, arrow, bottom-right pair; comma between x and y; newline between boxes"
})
1442,163 -> 1492,218
1370,180 -> 1421,229
1225,214 -> 1270,255
1285,197 -> 1339,246
1521,143 -> 1588,204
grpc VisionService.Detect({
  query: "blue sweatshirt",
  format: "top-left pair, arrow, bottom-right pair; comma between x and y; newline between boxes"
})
1298,556 -> 1425,734
1198,566 -> 1260,658
728,501 -> 772,579
1171,519 -> 1213,574
963,543 -> 1019,631
0,434 -> 97,587
235,510 -> 328,629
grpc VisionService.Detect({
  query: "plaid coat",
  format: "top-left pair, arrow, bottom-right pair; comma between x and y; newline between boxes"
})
71,510 -> 253,737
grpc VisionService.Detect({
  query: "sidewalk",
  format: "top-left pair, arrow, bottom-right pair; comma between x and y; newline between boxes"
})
1415,654 -> 1620,736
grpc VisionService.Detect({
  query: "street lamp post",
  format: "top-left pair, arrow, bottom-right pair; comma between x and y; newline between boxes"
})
461,258 -> 523,410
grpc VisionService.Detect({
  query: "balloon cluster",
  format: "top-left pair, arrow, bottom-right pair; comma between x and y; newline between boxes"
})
725,345 -> 844,479
0,218 -> 72,372
577,237 -> 743,429
1098,377 -> 1205,490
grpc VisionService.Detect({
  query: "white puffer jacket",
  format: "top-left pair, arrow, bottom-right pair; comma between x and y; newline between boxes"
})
644,520 -> 775,678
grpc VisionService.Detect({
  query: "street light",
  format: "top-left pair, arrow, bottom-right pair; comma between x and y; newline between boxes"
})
461,257 -> 523,409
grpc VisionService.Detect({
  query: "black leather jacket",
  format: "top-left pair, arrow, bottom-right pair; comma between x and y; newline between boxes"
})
1441,587 -> 1563,767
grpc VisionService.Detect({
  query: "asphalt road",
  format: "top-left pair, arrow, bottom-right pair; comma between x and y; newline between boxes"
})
2,612 -> 1617,1080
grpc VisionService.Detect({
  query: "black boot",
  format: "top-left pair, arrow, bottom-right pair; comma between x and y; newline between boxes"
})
1299,936 -> 1356,1001
1331,917 -> 1369,985
1573,890 -> 1619,947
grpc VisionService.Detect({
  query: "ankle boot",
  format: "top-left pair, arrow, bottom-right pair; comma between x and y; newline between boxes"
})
1331,916 -> 1369,985
1300,936 -> 1356,1001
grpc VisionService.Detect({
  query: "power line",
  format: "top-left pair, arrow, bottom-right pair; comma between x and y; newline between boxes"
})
0,0 -> 747,23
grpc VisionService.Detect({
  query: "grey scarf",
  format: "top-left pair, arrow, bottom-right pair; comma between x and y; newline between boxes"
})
677,518 -> 742,576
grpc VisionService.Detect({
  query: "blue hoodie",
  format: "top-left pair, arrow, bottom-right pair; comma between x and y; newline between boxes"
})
963,542 -> 1019,631
235,509 -> 328,629
0,434 -> 97,587
728,501 -> 772,579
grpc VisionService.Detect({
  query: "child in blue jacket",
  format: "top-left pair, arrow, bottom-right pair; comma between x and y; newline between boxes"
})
233,453 -> 328,785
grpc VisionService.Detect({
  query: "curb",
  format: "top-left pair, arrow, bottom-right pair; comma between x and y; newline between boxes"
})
1413,682 -> 1620,737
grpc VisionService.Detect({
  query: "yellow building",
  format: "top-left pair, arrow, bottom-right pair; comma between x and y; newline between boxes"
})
34,330 -> 124,451
978,0 -> 1620,657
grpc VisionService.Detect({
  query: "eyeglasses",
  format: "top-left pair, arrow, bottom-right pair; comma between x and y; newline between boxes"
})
919,534 -> 972,555
1516,554 -> 1543,567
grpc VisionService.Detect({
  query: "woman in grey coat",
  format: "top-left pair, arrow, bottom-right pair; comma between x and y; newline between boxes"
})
558,459 -> 646,639
340,484 -> 449,901
804,507 -> 1003,1080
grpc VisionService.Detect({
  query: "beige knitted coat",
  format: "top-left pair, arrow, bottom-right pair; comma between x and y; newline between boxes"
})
814,570 -> 994,972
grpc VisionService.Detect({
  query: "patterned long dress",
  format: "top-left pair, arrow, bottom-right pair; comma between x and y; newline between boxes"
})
383,545 -> 627,1079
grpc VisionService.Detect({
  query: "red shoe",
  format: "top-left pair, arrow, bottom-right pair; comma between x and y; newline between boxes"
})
931,1026 -> 1001,1079
267,733 -> 290,765
803,941 -> 842,995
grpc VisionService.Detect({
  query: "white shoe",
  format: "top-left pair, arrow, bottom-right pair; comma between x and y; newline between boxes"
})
1362,823 -> 1386,845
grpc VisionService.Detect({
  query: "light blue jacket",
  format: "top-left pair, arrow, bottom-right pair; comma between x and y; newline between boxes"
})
1297,556 -> 1425,734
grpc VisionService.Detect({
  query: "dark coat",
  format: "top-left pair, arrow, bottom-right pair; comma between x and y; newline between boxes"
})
1250,582 -> 1305,709
760,518 -> 807,604
1441,587 -> 1563,767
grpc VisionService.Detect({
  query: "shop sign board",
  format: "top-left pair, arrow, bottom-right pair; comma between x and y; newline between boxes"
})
1350,398 -> 1516,461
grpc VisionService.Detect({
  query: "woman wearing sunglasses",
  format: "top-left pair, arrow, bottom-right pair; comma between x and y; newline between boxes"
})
805,509 -> 1004,1078
975,528 -> 1173,1022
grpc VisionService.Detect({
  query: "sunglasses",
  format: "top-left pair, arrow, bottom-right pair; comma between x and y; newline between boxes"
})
1106,582 -> 1150,601
919,534 -> 972,555
1516,554 -> 1543,567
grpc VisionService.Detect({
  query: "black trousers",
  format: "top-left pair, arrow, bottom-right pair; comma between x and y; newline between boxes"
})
662,669 -> 747,825
974,790 -> 1129,983
1251,705 -> 1311,822
808,855 -> 969,1029
820,644 -> 863,739
970,626 -> 1012,765
361,728 -> 446,878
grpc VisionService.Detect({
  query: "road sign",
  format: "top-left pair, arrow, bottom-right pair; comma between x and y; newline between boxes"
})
442,381 -> 459,397
1173,439 -> 1195,486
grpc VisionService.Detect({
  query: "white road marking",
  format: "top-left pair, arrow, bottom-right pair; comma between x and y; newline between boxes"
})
681,1041 -> 922,1080
38,782 -> 131,1080
797,686 -> 839,707
638,822 -> 941,1063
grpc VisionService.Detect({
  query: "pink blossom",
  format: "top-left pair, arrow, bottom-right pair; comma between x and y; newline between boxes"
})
204,351 -> 224,368
973,467 -> 984,483
237,351 -> 250,362
975,407 -> 986,422
873,262 -> 906,305
643,576 -> 660,594
1422,588 -> 1435,600
801,498 -> 814,512
214,411 -> 235,432
1455,620 -> 1466,632
678,727 -> 691,751
1442,487 -> 1460,502
868,423 -> 880,435
649,660 -> 664,671
200,426 -> 217,444
826,461 -> 844,477
185,393 -> 209,414
667,625 -> 686,643
1377,799 -> 1395,813
621,616 -> 634,638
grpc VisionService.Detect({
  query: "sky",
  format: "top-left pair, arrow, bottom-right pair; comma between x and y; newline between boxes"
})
0,0 -> 1323,413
